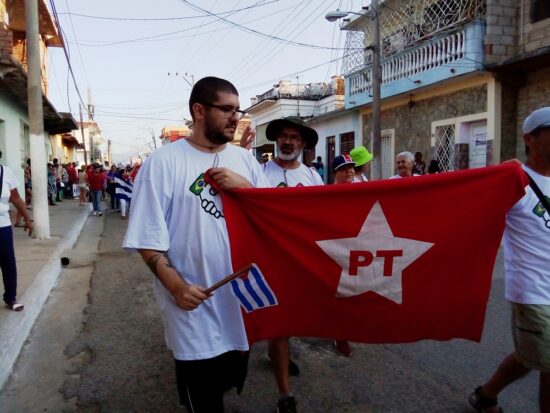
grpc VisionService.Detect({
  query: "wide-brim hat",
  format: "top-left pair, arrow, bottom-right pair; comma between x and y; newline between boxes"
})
332,154 -> 355,171
349,146 -> 373,167
266,116 -> 319,149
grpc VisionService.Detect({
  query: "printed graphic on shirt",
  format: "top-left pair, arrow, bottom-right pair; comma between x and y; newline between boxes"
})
532,196 -> 550,229
276,182 -> 305,188
189,173 -> 224,219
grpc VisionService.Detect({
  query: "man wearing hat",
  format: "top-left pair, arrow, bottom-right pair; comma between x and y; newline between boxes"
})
332,154 -> 356,185
349,146 -> 374,182
469,107 -> 550,413
262,116 -> 323,413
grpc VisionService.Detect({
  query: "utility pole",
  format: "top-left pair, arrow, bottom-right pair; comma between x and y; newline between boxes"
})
79,103 -> 88,164
25,0 -> 50,238
370,0 -> 382,180
296,76 -> 300,117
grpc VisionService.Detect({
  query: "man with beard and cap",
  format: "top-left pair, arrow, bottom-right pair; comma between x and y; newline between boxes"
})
262,116 -> 322,413
123,76 -> 270,413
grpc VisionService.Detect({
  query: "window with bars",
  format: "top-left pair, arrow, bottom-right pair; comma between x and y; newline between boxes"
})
434,124 -> 456,172
340,132 -> 355,155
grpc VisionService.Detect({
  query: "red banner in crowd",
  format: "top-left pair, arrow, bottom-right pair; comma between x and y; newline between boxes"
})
220,163 -> 527,344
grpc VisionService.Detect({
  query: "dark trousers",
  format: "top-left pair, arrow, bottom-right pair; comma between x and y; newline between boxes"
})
175,350 -> 249,413
0,225 -> 18,304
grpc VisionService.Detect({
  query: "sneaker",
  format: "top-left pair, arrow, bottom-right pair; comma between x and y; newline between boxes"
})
265,354 -> 300,376
333,340 -> 352,357
469,386 -> 503,413
277,395 -> 297,413
97,212 -> 103,216
92,211 -> 98,216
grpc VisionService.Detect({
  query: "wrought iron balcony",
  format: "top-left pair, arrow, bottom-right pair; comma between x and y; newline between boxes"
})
344,20 -> 485,109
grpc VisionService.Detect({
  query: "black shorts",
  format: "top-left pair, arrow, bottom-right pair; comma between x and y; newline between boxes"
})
174,350 -> 249,413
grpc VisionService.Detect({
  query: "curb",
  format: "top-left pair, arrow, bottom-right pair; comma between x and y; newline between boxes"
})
0,205 -> 92,389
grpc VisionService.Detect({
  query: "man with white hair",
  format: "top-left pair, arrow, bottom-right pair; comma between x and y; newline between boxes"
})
469,107 -> 550,413
390,151 -> 418,179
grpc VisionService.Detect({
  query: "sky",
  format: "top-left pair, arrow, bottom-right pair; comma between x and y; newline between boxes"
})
46,0 -> 365,163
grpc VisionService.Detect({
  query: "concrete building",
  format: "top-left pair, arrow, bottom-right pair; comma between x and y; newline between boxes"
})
333,0 -> 550,177
0,0 -> 75,183
245,76 -> 348,171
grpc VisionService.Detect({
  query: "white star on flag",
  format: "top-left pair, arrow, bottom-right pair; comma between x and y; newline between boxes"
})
316,201 -> 434,304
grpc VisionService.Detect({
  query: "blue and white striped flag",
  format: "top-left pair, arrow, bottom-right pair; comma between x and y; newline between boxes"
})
115,177 -> 133,202
230,264 -> 278,313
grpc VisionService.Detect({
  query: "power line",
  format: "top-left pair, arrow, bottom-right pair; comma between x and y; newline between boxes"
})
56,1 -> 277,21
48,0 -> 86,109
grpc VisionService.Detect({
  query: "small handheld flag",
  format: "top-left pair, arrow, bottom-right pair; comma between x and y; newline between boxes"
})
230,264 -> 278,313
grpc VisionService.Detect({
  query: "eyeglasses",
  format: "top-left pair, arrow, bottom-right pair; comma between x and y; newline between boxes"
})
203,103 -> 246,120
276,134 -> 303,143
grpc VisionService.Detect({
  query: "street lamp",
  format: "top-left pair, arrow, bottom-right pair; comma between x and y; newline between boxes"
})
326,4 -> 382,180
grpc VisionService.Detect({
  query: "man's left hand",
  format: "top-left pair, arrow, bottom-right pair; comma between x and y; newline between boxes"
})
208,168 -> 252,190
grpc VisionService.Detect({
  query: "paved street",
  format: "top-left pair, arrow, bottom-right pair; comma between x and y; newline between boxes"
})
0,209 -> 538,412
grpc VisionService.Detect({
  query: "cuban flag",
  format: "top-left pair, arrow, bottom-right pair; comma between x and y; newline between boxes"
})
230,264 -> 278,313
115,177 -> 133,202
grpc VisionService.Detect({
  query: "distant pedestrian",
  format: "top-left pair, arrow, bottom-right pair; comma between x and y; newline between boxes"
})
469,107 -> 550,413
1,156 -> 33,311
312,155 -> 325,180
78,165 -> 89,205
88,165 -> 105,216
390,151 -> 418,179
427,159 -> 441,174
349,146 -> 373,182
412,151 -> 426,175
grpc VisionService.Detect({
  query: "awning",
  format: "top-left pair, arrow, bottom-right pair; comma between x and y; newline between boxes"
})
0,55 -> 67,133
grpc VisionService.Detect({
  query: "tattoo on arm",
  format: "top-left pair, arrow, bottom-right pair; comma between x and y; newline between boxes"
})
145,253 -> 164,275
145,252 -> 175,276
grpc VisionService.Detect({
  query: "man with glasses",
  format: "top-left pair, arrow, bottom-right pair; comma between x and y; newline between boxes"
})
261,116 -> 322,413
123,77 -> 269,413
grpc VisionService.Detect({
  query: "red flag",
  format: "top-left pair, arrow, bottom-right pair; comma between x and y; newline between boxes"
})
220,163 -> 527,344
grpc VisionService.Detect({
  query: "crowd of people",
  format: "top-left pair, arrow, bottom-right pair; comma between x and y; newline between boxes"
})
120,74 -> 550,413
1,158 -> 139,313
2,74 -> 548,413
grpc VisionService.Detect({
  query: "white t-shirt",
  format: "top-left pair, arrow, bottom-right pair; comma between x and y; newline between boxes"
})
353,174 -> 369,183
0,165 -> 18,228
263,159 -> 324,187
389,174 -> 420,179
123,139 -> 270,360
504,165 -> 550,304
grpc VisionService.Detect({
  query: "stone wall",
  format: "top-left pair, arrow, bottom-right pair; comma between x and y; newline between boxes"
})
362,85 -> 487,162
485,0 -> 518,64
485,0 -> 550,64
515,66 -> 550,159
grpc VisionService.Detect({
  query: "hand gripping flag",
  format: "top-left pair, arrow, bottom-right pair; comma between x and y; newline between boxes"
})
218,163 -> 527,345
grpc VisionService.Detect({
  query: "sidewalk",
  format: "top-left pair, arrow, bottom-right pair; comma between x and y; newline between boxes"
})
0,198 -> 92,389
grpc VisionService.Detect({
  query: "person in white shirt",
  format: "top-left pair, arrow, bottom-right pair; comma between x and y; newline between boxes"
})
123,77 -> 269,413
1,156 -> 33,312
261,116 -> 322,413
469,107 -> 550,413
389,151 -> 419,179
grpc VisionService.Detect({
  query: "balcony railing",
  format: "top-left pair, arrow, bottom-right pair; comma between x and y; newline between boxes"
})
345,20 -> 485,108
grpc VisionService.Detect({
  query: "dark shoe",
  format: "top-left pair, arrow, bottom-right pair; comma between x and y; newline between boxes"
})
6,301 -> 24,311
469,386 -> 503,413
266,354 -> 300,376
277,395 -> 297,413
333,340 -> 352,357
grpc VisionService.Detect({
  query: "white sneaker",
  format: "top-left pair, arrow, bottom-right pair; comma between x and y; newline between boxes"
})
92,211 -> 98,216
97,212 -> 103,217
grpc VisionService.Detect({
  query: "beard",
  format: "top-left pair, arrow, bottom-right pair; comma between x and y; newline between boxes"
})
204,117 -> 235,145
277,145 -> 303,161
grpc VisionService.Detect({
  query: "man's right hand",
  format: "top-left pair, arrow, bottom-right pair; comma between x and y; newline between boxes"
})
172,283 -> 210,311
